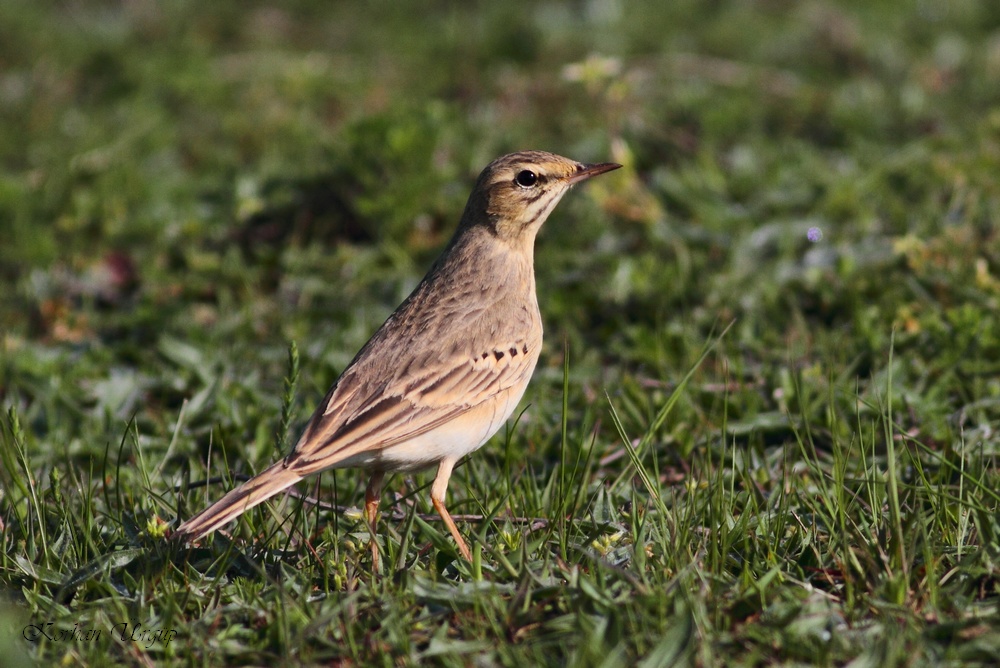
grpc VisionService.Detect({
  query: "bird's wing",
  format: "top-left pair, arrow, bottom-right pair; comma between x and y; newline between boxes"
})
286,330 -> 538,473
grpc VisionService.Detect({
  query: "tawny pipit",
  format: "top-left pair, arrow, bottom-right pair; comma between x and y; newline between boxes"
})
175,151 -> 620,564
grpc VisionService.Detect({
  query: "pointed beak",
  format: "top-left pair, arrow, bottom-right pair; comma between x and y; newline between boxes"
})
567,161 -> 622,185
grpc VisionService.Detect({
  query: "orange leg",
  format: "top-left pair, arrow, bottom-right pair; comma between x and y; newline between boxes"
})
431,459 -> 472,561
365,471 -> 385,570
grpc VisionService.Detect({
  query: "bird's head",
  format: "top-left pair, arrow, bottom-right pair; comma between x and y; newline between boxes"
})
462,151 -> 620,243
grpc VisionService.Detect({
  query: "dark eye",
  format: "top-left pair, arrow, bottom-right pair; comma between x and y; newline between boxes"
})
514,170 -> 538,188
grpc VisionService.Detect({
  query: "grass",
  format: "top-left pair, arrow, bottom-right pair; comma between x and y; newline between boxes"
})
2,0 -> 1000,665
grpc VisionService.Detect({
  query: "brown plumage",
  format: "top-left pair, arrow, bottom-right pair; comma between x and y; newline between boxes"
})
175,151 -> 620,565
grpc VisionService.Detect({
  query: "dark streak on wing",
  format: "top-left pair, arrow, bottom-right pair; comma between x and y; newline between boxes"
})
327,394 -> 405,445
407,363 -> 468,397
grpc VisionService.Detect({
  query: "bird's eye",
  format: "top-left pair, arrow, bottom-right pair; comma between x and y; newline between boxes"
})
514,170 -> 538,188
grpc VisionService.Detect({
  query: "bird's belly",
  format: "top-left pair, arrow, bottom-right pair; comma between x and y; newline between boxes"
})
334,383 -> 528,472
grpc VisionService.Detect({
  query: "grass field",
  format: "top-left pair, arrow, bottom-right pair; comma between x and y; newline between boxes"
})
3,1 -> 1000,665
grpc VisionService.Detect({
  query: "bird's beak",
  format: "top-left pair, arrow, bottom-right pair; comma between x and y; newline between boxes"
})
567,162 -> 622,185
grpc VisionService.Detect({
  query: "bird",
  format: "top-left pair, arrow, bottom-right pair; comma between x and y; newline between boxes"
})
175,151 -> 620,567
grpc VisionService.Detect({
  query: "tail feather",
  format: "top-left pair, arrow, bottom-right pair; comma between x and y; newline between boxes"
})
176,460 -> 304,540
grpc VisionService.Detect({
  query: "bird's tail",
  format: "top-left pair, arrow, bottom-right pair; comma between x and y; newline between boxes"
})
175,460 -> 303,540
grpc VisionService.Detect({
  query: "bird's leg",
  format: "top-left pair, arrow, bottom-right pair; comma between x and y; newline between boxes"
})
365,471 -> 385,570
431,459 -> 472,561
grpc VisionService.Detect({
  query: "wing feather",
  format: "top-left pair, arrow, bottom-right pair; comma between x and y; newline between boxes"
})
290,343 -> 537,473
